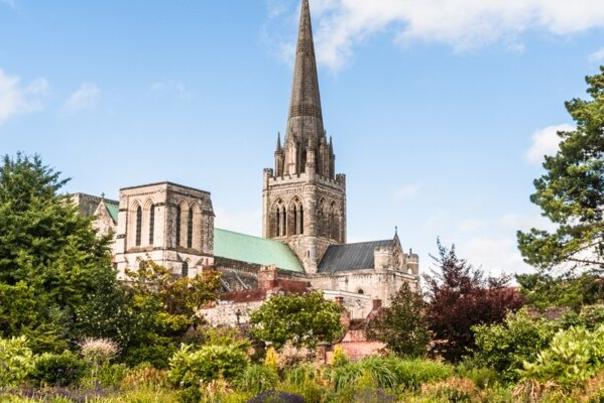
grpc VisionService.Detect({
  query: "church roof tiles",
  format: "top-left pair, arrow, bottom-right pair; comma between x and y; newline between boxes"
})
318,240 -> 394,273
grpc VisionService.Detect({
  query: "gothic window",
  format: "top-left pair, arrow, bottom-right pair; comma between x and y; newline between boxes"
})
280,206 -> 287,236
175,206 -> 182,247
149,204 -> 155,245
182,261 -> 189,278
187,207 -> 193,249
299,205 -> 304,235
135,206 -> 142,246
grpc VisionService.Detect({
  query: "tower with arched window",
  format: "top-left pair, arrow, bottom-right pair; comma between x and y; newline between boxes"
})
262,0 -> 346,274
114,182 -> 215,278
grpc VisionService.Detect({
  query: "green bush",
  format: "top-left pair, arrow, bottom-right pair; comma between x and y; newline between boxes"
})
0,336 -> 36,387
391,358 -> 454,390
472,309 -> 558,382
522,325 -> 604,389
30,351 -> 86,387
168,344 -> 249,388
579,304 -> 604,330
236,365 -> 279,395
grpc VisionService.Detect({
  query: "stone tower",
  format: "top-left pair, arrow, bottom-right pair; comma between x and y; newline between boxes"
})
262,0 -> 347,274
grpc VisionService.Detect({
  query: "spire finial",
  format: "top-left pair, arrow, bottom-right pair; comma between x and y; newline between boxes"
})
277,132 -> 282,151
287,0 -> 323,123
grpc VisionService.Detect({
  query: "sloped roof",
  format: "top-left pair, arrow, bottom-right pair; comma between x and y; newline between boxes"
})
318,240 -> 393,273
105,201 -> 119,223
213,228 -> 303,273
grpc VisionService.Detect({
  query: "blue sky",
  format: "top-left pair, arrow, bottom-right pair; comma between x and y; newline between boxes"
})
1,0 -> 603,276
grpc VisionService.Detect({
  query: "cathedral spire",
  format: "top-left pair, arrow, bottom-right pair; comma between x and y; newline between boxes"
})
287,0 -> 324,141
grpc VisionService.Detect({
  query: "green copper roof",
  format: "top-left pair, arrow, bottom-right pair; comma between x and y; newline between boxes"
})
214,228 -> 304,273
105,202 -> 119,223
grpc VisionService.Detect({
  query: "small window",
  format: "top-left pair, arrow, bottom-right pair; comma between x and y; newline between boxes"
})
358,289 -> 365,295
182,261 -> 189,278
135,206 -> 142,246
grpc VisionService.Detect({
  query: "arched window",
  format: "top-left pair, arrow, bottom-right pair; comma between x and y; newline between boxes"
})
149,204 -> 155,245
175,206 -> 182,247
358,289 -> 365,295
135,206 -> 142,246
299,205 -> 304,235
280,206 -> 287,236
182,261 -> 189,278
187,207 -> 193,248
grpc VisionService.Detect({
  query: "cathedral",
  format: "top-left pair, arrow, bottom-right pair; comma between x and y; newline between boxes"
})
73,0 -> 419,324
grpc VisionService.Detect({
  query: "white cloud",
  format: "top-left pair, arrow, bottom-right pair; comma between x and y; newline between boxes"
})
395,184 -> 419,201
149,80 -> 191,100
64,83 -> 101,112
589,47 -> 604,62
459,236 -> 531,277
526,124 -> 574,164
0,69 -> 48,125
272,0 -> 604,69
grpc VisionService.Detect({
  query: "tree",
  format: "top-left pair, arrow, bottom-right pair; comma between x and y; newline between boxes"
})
425,241 -> 524,362
516,272 -> 604,310
0,154 -> 126,352
250,292 -> 343,350
518,67 -> 604,272
120,261 -> 221,367
366,283 -> 430,358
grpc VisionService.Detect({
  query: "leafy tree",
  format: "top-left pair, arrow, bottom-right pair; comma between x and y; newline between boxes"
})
250,291 -> 343,350
120,261 -> 221,367
518,67 -> 604,271
367,283 -> 430,358
516,272 -> 604,310
425,241 -> 524,362
0,154 -> 126,352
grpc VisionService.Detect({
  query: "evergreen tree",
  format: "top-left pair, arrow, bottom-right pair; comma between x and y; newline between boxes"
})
0,153 -> 125,352
366,282 -> 429,358
518,67 -> 604,271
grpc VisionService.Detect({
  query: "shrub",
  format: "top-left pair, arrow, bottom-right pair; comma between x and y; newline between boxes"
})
168,344 -> 249,388
579,304 -> 604,330
120,364 -> 168,391
0,336 -> 36,387
456,365 -> 499,390
521,325 -> 604,389
264,347 -> 280,372
236,365 -> 279,395
285,363 -> 319,387
391,358 -> 455,390
332,345 -> 349,367
80,338 -> 119,367
421,377 -> 480,403
30,351 -> 86,387
471,309 -> 558,382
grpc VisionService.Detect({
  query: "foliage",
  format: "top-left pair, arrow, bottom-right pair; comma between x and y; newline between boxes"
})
250,291 -> 343,350
516,272 -> 604,310
425,241 -> 524,362
120,364 -> 167,391
420,377 -> 480,403
518,67 -> 604,272
367,282 -> 429,358
235,365 -> 279,395
168,344 -> 249,388
264,346 -> 280,371
80,338 -> 119,367
521,325 -> 604,389
0,154 -> 128,353
0,336 -> 35,387
30,351 -> 86,387
389,358 -> 455,390
120,261 -> 221,367
471,309 -> 559,382
332,345 -> 349,367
